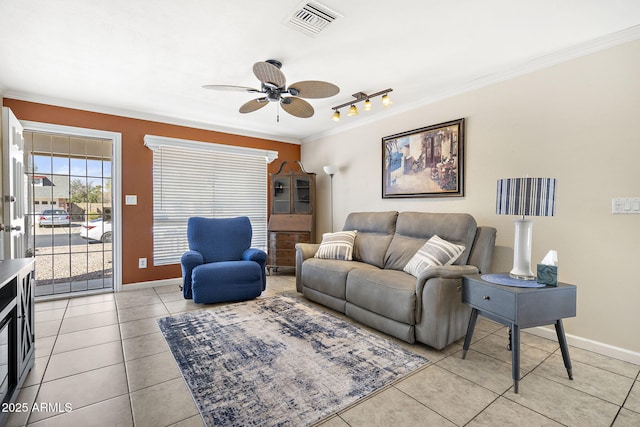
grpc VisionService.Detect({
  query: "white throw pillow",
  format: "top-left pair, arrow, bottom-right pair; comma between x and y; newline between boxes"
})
403,235 -> 465,277
314,230 -> 358,261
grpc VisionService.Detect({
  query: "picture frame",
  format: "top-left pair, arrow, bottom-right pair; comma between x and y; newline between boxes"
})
382,118 -> 465,198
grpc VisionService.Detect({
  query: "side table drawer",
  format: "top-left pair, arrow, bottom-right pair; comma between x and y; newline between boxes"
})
462,280 -> 516,320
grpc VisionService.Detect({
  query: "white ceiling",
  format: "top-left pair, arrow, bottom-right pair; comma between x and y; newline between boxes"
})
1,1 -> 639,144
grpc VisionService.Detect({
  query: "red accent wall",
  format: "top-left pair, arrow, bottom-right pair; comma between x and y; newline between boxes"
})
3,99 -> 301,285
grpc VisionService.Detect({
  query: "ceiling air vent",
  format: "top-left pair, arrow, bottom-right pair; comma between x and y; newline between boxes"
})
283,1 -> 342,37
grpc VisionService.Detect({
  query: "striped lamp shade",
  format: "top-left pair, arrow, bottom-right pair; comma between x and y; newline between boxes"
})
496,178 -> 557,217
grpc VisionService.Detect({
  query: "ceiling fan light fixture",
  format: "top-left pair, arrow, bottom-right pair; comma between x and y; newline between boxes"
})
203,59 -> 339,119
331,110 -> 341,121
347,104 -> 358,116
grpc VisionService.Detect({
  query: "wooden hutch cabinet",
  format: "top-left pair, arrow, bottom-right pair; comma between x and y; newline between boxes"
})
267,161 -> 316,273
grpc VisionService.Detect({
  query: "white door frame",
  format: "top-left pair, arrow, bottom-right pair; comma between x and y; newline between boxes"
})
20,121 -> 123,292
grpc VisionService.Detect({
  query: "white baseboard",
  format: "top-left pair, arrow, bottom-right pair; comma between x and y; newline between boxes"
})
121,277 -> 182,291
529,326 -> 640,365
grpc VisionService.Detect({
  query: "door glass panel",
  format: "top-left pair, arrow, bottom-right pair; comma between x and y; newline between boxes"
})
25,131 -> 114,297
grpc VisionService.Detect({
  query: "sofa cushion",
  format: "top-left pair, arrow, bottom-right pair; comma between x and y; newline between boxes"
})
346,269 -> 417,325
302,258 -> 378,300
314,230 -> 358,260
384,212 -> 477,270
403,235 -> 466,277
342,211 -> 398,268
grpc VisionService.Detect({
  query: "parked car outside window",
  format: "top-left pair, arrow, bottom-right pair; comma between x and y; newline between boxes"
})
80,218 -> 112,243
39,209 -> 70,227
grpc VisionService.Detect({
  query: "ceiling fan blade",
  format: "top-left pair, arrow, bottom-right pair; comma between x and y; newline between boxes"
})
202,85 -> 260,93
253,61 -> 286,88
239,98 -> 269,114
281,97 -> 314,118
288,81 -> 340,99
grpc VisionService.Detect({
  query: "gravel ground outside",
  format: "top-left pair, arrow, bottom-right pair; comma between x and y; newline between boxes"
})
34,243 -> 112,283
30,223 -> 112,288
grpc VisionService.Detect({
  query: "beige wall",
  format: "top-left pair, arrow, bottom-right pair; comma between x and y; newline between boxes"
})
302,40 -> 640,355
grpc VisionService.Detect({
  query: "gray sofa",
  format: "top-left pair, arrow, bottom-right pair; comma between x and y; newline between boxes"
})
295,211 -> 496,350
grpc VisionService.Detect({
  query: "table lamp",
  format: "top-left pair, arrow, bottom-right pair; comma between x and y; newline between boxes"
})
496,177 -> 557,280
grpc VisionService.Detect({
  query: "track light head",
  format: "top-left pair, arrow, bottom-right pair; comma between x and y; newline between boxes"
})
347,105 -> 358,116
331,110 -> 341,121
381,93 -> 392,107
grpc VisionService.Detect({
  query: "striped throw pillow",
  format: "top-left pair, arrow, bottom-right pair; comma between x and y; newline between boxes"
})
403,235 -> 465,277
314,230 -> 358,260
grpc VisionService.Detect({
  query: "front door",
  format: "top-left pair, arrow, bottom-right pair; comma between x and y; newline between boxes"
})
1,107 -> 27,259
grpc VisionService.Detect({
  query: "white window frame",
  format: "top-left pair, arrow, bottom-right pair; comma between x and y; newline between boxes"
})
144,135 -> 278,266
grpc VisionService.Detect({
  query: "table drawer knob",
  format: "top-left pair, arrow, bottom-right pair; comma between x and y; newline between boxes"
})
483,295 -> 491,300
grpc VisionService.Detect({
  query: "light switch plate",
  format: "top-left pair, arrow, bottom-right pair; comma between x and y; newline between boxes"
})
125,195 -> 137,205
612,197 -> 640,214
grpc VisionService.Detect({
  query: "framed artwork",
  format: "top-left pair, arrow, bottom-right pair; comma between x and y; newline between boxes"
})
382,118 -> 465,198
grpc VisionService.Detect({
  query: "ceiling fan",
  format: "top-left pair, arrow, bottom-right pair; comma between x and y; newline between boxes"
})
203,59 -> 339,120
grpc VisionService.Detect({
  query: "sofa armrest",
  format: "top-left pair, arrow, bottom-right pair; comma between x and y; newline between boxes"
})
414,265 -> 479,323
181,250 -> 204,299
295,243 -> 320,292
416,265 -> 479,283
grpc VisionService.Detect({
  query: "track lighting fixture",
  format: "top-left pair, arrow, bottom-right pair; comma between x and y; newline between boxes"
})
330,89 -> 393,121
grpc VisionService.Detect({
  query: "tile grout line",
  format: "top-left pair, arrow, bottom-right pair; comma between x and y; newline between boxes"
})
25,298 -> 70,426
610,369 -> 640,425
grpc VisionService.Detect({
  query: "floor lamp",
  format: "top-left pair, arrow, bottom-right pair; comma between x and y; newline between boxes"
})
496,177 -> 557,280
323,165 -> 337,232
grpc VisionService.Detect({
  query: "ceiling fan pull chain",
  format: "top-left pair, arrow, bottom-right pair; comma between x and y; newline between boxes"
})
277,102 -> 280,123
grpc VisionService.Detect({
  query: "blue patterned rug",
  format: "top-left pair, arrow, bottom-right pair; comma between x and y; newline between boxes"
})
158,295 -> 428,426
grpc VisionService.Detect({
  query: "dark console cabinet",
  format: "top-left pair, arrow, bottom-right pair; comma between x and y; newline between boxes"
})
0,258 -> 35,426
267,161 -> 316,273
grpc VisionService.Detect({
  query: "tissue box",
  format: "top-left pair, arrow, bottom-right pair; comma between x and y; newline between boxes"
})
537,264 -> 558,286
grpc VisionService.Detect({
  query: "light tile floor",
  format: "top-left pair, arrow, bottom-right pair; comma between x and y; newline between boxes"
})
8,274 -> 640,426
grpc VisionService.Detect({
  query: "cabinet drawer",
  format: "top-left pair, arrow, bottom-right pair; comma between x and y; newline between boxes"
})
462,281 -> 516,320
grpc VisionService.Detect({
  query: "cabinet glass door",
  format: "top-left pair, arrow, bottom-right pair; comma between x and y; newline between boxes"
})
273,177 -> 291,214
294,177 -> 311,213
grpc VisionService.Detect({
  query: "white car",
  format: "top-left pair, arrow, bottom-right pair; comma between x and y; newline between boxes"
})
39,209 -> 71,227
80,218 -> 112,243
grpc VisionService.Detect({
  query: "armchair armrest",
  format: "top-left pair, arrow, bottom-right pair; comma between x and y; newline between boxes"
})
243,248 -> 267,290
295,243 -> 320,292
181,250 -> 204,299
243,248 -> 267,265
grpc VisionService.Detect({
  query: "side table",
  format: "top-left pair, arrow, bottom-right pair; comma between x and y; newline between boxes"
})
461,274 -> 576,393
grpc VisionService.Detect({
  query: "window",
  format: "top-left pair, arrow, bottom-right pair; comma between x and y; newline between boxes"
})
144,135 -> 278,266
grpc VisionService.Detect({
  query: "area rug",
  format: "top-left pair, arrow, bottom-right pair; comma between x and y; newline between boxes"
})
158,295 -> 428,426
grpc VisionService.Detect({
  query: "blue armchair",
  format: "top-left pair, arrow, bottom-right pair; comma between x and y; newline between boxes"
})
180,216 -> 266,304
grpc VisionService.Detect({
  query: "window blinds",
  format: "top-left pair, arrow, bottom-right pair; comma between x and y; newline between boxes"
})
145,135 -> 277,266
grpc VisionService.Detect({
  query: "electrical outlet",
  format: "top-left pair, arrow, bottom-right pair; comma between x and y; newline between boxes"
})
138,258 -> 147,268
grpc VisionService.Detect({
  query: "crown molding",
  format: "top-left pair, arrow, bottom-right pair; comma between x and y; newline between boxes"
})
302,24 -> 640,144
2,91 -> 302,145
